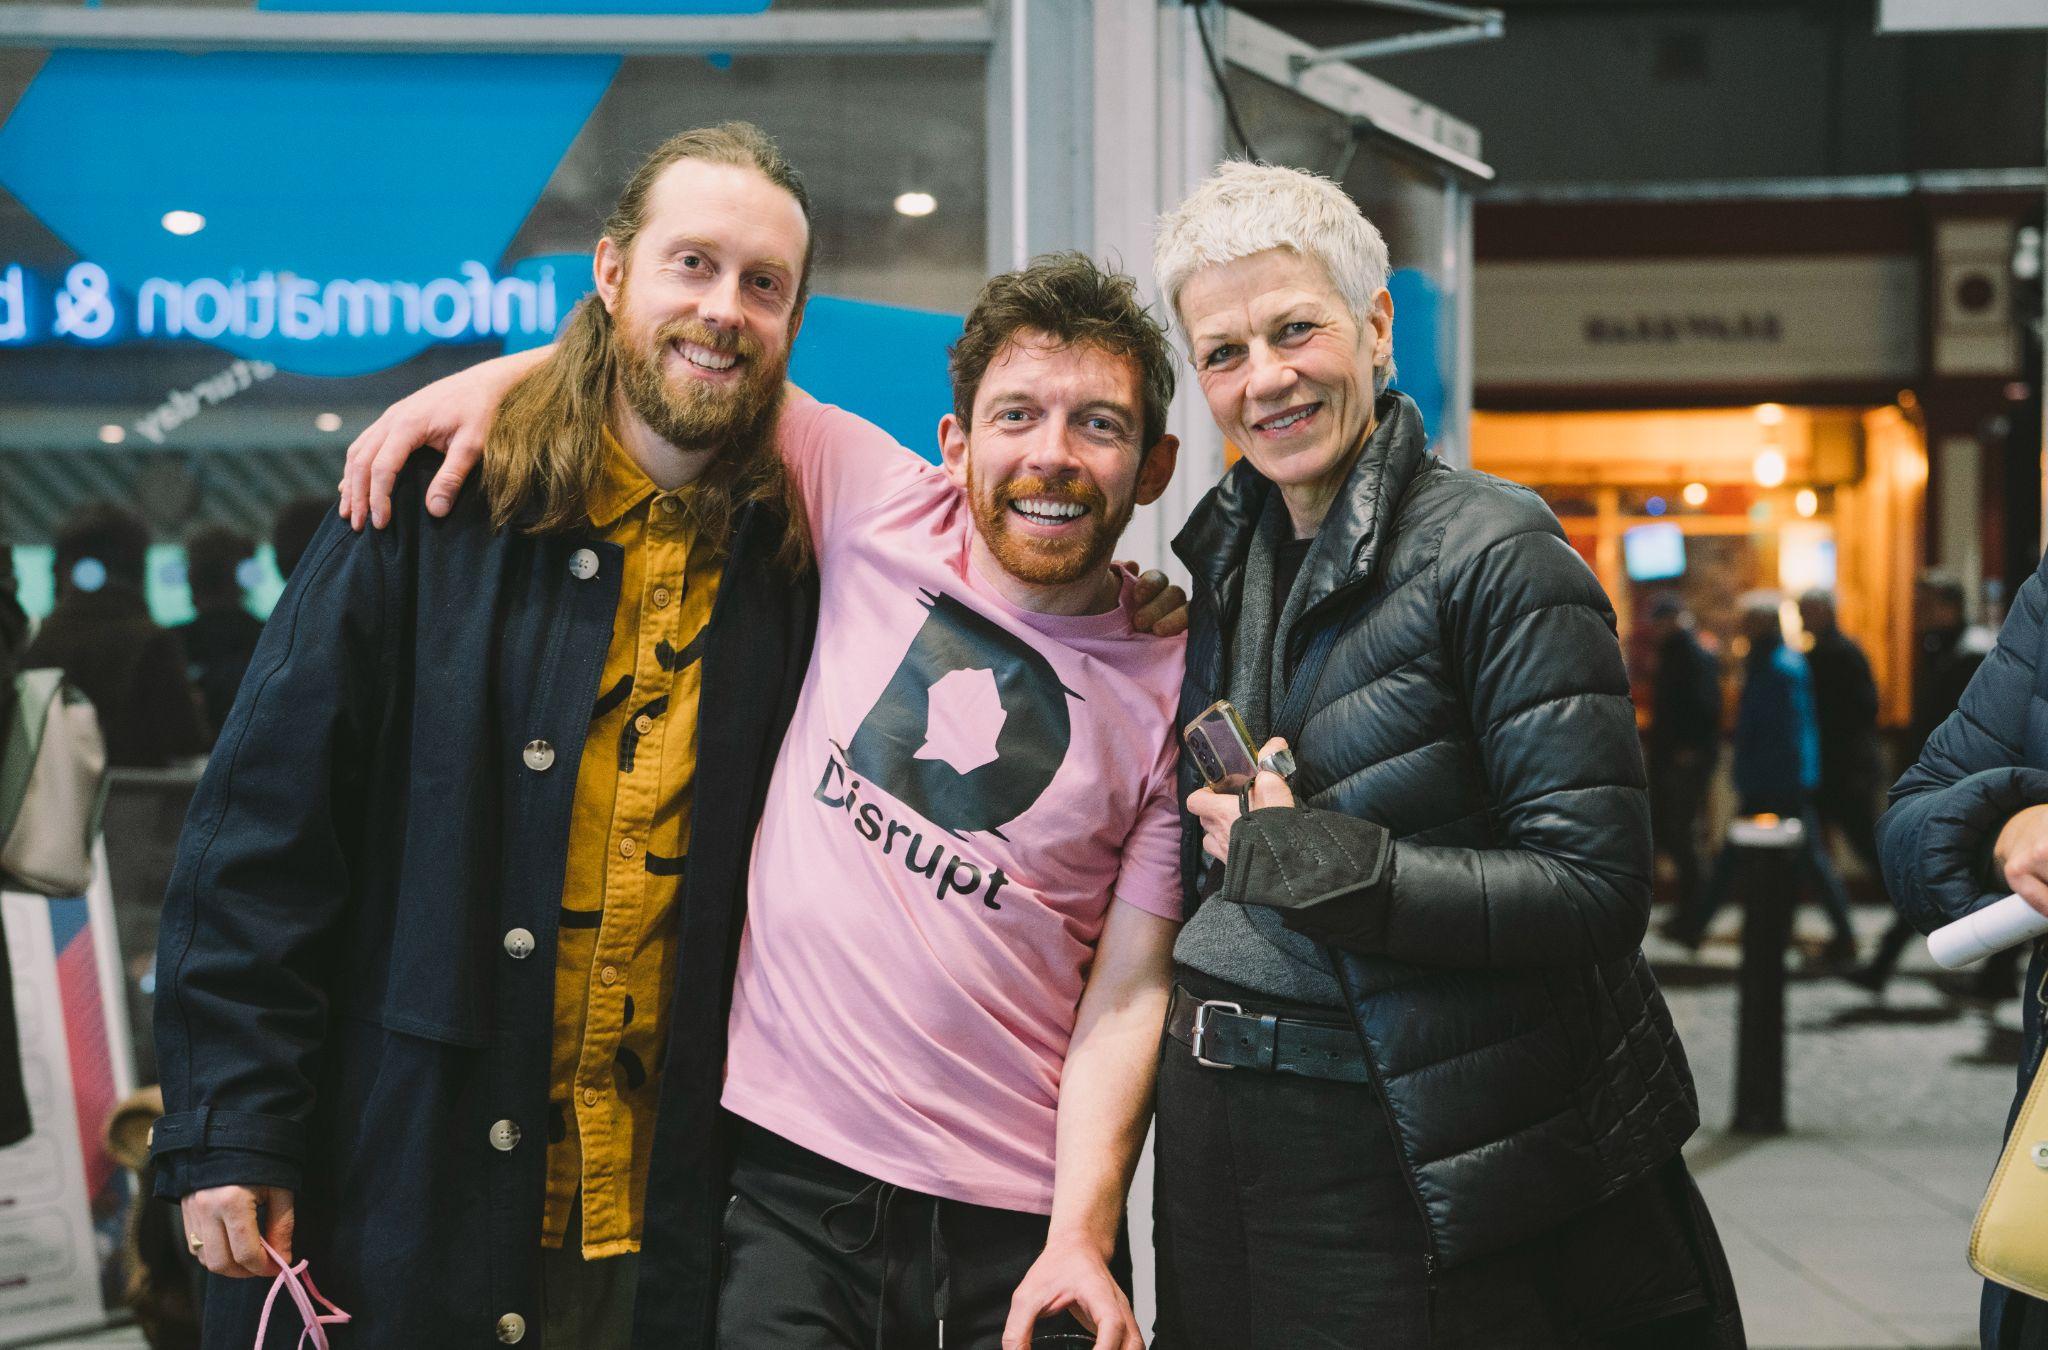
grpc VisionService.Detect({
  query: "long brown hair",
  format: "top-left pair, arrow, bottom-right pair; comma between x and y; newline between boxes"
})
482,122 -> 815,571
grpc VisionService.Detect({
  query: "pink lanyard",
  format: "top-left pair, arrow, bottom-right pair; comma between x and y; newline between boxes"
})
253,1240 -> 352,1349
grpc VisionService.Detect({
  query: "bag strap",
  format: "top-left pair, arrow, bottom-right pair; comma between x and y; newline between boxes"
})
1272,617 -> 1343,749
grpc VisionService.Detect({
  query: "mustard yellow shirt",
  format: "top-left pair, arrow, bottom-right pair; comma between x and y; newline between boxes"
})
544,429 -> 723,1256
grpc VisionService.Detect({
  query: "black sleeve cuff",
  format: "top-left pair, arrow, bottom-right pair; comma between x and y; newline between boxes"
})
1222,806 -> 1396,952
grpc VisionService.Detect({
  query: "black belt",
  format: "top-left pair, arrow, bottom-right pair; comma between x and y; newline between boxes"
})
1165,985 -> 1371,1084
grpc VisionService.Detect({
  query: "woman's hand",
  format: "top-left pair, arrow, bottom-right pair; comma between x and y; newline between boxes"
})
1185,737 -> 1294,864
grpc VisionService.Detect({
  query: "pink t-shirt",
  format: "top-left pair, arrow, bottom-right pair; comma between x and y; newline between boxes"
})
720,393 -> 1186,1214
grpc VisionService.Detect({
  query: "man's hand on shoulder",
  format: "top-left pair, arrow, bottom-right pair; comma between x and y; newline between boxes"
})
340,346 -> 549,530
180,1183 -> 295,1279
1996,803 -> 2048,919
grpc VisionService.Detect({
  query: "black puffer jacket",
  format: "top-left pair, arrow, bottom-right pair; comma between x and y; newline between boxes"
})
1175,393 -> 1699,1268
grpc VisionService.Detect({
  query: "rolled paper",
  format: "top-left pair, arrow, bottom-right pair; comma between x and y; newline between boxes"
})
1927,894 -> 2048,970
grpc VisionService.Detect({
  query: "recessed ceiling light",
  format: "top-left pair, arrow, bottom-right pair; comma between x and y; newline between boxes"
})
97,424 -> 125,445
1795,488 -> 1819,518
315,412 -> 343,433
893,192 -> 937,219
161,209 -> 206,236
1681,482 -> 1709,508
1754,402 -> 1785,426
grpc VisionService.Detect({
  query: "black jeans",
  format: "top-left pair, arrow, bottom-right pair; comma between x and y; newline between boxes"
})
717,1124 -> 1123,1349
1650,747 -> 1716,914
1152,969 -> 1742,1350
1675,796 -> 1855,950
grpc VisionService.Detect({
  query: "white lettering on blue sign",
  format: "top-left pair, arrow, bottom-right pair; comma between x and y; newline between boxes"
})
0,259 -> 560,346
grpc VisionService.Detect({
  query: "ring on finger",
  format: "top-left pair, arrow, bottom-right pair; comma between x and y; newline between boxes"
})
187,1234 -> 205,1256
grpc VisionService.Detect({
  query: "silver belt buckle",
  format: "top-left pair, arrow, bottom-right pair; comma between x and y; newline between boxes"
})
1191,999 -> 1244,1070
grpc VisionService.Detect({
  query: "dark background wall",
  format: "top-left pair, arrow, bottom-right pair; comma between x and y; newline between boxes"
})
1254,1 -> 2045,188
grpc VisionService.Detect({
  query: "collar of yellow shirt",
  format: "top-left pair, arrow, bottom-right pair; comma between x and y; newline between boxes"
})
590,426 -> 703,529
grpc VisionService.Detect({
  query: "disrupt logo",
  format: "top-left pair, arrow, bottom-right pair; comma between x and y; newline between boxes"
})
811,591 -> 1078,911
847,591 -> 1075,837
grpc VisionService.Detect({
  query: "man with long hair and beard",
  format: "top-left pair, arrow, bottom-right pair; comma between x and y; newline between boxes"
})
152,124 -> 824,1350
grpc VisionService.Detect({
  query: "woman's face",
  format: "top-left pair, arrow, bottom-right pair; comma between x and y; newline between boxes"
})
1176,247 -> 1392,510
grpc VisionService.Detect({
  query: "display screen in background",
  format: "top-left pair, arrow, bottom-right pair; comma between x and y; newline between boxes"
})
10,544 -> 286,628
1622,522 -> 1686,582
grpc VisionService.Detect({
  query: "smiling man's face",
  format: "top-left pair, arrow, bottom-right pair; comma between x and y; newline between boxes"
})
597,156 -> 809,451
941,333 -> 1157,589
1177,246 -> 1391,517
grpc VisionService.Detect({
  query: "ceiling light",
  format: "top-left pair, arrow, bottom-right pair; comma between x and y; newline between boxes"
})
97,424 -> 125,445
315,412 -> 343,433
1681,482 -> 1709,508
893,192 -> 937,219
1753,449 -> 1788,489
1754,403 -> 1785,426
161,209 -> 206,236
1795,489 -> 1818,518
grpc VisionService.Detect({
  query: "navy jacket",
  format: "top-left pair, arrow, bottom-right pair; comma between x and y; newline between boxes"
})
150,460 -> 816,1349
1729,638 -> 1821,807
1879,548 -> 2048,1349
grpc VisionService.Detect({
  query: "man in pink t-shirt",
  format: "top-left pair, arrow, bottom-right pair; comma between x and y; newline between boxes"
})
713,258 -> 1185,1350
338,253 -> 1187,1349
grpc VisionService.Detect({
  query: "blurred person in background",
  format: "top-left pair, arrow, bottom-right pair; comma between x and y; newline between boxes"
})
1855,574 -> 2006,997
1645,593 -> 1721,920
0,544 -> 27,661
173,525 -> 264,739
1799,591 -> 1882,871
270,494 -> 330,581
1666,592 -> 1858,965
1878,546 -> 2048,1349
20,502 -> 207,769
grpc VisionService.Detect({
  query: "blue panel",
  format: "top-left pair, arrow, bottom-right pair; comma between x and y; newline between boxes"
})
1387,268 -> 1446,441
788,296 -> 963,462
0,49 -> 618,375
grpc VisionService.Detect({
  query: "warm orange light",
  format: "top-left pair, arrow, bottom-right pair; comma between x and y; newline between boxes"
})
1795,489 -> 1818,518
1755,403 -> 1785,427
1681,482 -> 1709,508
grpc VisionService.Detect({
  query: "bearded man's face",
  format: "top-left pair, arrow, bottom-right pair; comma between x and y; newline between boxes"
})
602,157 -> 809,453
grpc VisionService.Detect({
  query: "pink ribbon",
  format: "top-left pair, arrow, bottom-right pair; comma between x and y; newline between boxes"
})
252,1239 -> 352,1349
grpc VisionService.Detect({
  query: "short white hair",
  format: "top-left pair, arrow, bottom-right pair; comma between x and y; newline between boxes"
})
1153,161 -> 1394,387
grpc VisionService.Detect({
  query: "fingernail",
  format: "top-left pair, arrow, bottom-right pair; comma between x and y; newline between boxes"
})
428,495 -> 449,514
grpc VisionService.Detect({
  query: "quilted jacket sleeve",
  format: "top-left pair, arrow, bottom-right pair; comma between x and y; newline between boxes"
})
1376,487 -> 1652,968
1878,553 -> 2048,934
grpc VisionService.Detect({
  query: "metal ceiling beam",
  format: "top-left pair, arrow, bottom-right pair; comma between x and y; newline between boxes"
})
1276,0 -> 1503,71
0,5 -> 995,55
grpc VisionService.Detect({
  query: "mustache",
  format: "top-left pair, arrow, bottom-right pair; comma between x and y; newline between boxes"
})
646,319 -> 762,362
993,475 -> 1107,514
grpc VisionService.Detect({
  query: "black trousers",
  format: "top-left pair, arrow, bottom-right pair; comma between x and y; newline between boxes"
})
1650,748 -> 1716,914
1152,970 -> 1744,1350
717,1124 -> 1122,1350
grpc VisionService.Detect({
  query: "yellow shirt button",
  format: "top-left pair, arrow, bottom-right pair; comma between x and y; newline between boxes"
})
659,496 -> 680,516
619,837 -> 637,859
601,965 -> 619,986
652,587 -> 671,609
635,713 -> 655,735
583,1087 -> 599,1106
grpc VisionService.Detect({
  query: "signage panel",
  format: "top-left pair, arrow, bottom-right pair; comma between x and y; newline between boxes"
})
1475,256 -> 1922,390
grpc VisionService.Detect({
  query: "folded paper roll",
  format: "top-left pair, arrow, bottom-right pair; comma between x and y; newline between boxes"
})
1928,894 -> 2048,970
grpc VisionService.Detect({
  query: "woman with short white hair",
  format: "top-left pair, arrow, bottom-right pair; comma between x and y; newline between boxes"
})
1153,160 -> 1744,1348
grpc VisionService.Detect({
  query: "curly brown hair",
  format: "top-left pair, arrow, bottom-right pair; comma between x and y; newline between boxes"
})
948,253 -> 1176,452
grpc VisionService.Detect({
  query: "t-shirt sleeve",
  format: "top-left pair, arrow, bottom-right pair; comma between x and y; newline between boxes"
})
778,390 -> 935,548
1113,736 -> 1186,922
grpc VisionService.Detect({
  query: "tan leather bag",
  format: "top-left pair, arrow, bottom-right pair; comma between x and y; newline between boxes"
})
1973,1041 -> 2048,1299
